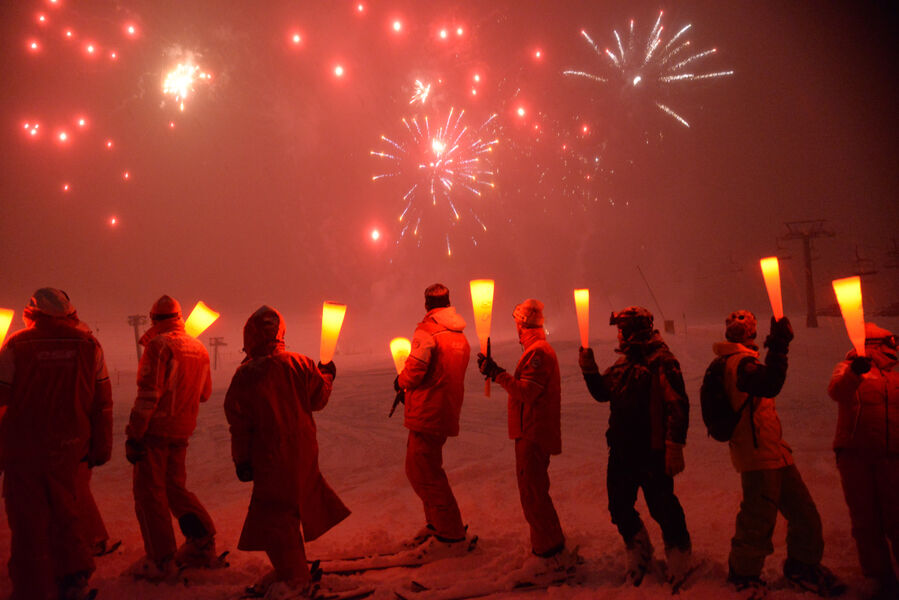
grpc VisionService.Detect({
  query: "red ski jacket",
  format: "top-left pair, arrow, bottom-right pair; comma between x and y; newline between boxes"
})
496,327 -> 562,455
829,351 -> 899,456
399,307 -> 470,437
0,315 -> 112,468
126,318 -> 212,441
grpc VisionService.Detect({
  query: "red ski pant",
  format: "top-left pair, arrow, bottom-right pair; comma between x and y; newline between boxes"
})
729,464 -> 823,577
515,438 -> 565,556
836,450 -> 899,579
77,463 -> 108,548
3,460 -> 95,600
133,437 -> 215,562
405,430 -> 465,540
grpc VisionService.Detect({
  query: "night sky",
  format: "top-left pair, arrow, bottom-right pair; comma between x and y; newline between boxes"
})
2,1 -> 897,360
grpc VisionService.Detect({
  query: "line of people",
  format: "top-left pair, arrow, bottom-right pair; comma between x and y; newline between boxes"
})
0,286 -> 896,600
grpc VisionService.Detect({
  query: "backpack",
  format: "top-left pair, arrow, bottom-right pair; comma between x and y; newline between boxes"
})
700,355 -> 752,442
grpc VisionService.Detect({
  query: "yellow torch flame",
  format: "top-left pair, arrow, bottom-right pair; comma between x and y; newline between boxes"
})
0,308 -> 14,347
574,289 -> 590,348
832,276 -> 865,357
759,257 -> 783,320
469,279 -> 494,354
389,337 -> 412,375
184,301 -> 220,338
320,302 -> 347,364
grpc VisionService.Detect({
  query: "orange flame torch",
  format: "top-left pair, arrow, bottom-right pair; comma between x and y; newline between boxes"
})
832,276 -> 865,356
759,257 -> 784,320
0,309 -> 13,347
470,279 -> 495,396
574,288 -> 590,348
390,337 -> 411,375
184,301 -> 219,338
320,302 -> 347,364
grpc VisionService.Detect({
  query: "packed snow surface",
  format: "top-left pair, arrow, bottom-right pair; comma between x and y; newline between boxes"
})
2,317 -> 895,599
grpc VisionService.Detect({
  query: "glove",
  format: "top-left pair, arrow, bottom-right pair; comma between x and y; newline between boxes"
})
393,375 -> 402,392
235,462 -> 253,482
477,353 -> 505,381
578,347 -> 599,373
850,356 -> 873,375
125,438 -> 146,465
764,316 -> 793,352
665,441 -> 685,477
318,361 -> 336,378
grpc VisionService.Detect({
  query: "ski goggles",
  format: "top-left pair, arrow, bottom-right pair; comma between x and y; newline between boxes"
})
866,335 -> 898,350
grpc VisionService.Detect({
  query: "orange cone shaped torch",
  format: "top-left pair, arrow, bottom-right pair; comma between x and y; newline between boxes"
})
470,279 -> 495,396
574,289 -> 590,348
832,276 -> 865,356
183,301 -> 219,338
0,308 -> 13,347
320,302 -> 347,364
759,257 -> 784,320
390,337 -> 412,375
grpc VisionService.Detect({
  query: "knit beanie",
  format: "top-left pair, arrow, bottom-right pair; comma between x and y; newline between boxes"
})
725,310 -> 757,343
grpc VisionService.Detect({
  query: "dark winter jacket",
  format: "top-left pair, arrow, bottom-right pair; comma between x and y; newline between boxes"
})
496,327 -> 562,455
582,331 -> 689,452
714,341 -> 792,472
398,306 -> 470,437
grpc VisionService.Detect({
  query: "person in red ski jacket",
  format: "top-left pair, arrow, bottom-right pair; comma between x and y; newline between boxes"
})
478,299 -> 575,574
125,295 -> 218,579
0,288 -> 112,600
394,283 -> 471,547
224,306 -> 349,598
828,323 -> 899,598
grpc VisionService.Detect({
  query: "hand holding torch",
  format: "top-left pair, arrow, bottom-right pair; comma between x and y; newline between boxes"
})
388,337 -> 411,417
470,279 -> 495,397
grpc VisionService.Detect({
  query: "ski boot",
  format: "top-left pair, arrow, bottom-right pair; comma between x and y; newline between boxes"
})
783,558 -> 846,597
727,570 -> 768,600
624,527 -> 653,586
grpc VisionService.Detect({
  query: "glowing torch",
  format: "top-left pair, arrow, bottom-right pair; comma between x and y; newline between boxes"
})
574,289 -> 590,348
0,309 -> 14,347
759,257 -> 784,320
470,279 -> 495,396
832,276 -> 865,356
184,301 -> 219,338
388,337 -> 411,417
320,302 -> 347,364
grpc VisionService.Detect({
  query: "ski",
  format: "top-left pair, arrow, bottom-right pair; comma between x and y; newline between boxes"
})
318,536 -> 478,575
394,574 -> 573,600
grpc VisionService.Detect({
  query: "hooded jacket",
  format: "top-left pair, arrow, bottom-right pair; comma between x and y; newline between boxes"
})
713,340 -> 792,472
398,306 -> 471,437
496,327 -> 561,455
224,306 -> 349,547
0,293 -> 112,469
583,331 -> 689,452
828,349 -> 899,455
126,318 -> 212,441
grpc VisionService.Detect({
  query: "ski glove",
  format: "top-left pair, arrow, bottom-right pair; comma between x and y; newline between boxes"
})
850,356 -> 873,375
578,347 -> 599,373
477,353 -> 505,381
665,441 -> 685,477
764,316 -> 794,353
235,462 -> 253,482
125,438 -> 147,465
318,360 -> 337,378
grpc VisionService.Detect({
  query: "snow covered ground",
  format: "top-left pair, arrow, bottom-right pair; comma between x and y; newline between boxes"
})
1,316 -> 896,599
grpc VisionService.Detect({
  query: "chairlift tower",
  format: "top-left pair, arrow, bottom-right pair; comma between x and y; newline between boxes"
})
209,337 -> 227,371
127,314 -> 148,361
779,220 -> 835,328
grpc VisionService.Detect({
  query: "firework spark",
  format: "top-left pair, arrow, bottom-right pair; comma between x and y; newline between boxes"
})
162,63 -> 211,112
371,108 -> 498,256
563,11 -> 733,128
409,79 -> 431,105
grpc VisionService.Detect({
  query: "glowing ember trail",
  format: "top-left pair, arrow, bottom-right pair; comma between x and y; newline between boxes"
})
563,11 -> 733,128
409,80 -> 431,105
162,63 -> 212,112
370,108 -> 498,256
